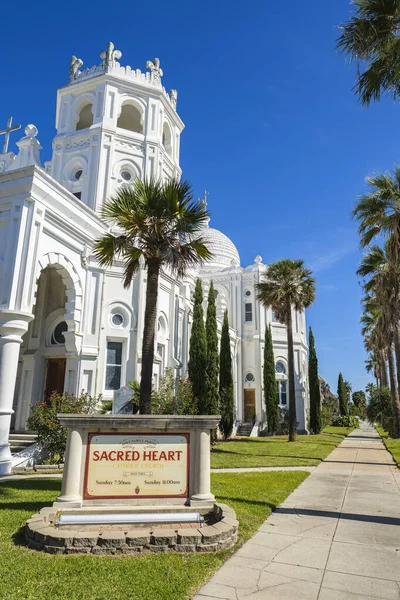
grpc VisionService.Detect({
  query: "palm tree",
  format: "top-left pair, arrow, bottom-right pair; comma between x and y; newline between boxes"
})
337,0 -> 400,105
358,244 -> 400,436
94,178 -> 212,413
353,167 -> 400,252
256,259 -> 316,441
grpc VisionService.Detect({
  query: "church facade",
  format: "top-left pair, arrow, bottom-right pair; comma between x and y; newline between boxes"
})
0,43 -> 309,474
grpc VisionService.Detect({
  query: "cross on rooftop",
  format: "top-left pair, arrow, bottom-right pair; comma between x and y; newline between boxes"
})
0,116 -> 21,154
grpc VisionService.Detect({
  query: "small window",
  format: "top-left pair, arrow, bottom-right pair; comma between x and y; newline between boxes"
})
245,372 -> 255,383
105,341 -> 122,390
245,302 -> 253,322
276,361 -> 286,374
76,104 -> 93,131
121,170 -> 132,182
245,290 -> 251,297
51,321 -> 67,345
162,121 -> 172,156
111,313 -> 124,327
75,169 -> 83,180
158,316 -> 167,336
277,381 -> 287,405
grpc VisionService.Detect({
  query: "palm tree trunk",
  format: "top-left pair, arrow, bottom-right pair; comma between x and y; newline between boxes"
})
379,350 -> 388,388
387,339 -> 400,438
286,305 -> 297,442
394,325 -> 400,395
140,259 -> 160,414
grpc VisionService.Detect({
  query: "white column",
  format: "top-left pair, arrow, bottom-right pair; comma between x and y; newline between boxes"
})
190,428 -> 215,503
0,311 -> 33,475
56,427 -> 83,504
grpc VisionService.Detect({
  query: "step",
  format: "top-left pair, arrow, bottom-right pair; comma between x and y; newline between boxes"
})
11,445 -> 28,454
9,432 -> 37,439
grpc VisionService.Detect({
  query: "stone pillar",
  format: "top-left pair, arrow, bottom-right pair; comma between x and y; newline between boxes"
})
0,311 -> 33,475
190,428 -> 215,504
56,427 -> 83,505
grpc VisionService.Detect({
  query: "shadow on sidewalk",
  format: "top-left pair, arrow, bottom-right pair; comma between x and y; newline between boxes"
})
275,506 -> 400,526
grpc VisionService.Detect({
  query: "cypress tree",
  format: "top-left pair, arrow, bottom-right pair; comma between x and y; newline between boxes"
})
264,324 -> 279,434
219,310 -> 234,439
338,372 -> 348,416
205,281 -> 220,414
308,327 -> 322,434
188,279 -> 207,413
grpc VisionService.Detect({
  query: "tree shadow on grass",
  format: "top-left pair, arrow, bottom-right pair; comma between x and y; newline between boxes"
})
0,501 -> 53,512
12,525 -> 27,548
216,495 -> 278,510
0,479 -> 61,493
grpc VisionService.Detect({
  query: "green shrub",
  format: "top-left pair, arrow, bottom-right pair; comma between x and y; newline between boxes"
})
321,395 -> 339,428
27,391 -> 100,463
151,369 -> 197,415
98,399 -> 113,414
331,415 -> 359,428
366,386 -> 393,434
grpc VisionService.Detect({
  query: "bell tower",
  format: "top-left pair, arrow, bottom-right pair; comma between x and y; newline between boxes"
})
47,42 -> 184,213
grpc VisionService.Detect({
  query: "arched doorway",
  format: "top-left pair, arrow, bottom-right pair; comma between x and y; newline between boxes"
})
13,259 -> 80,429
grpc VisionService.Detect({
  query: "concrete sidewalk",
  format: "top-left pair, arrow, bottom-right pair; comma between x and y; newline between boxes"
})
194,422 -> 400,600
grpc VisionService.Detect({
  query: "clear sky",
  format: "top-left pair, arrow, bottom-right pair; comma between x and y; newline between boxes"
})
1,0 -> 397,394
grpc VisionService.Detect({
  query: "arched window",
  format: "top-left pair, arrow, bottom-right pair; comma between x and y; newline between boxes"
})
162,122 -> 172,156
51,321 -> 67,345
76,104 -> 93,131
158,315 -> 167,337
275,361 -> 286,374
275,361 -> 288,406
117,103 -> 143,133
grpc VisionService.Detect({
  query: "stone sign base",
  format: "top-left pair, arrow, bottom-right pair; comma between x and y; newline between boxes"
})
25,503 -> 238,554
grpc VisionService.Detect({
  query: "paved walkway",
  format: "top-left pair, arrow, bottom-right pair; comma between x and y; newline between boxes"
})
211,466 -> 316,473
195,422 -> 400,600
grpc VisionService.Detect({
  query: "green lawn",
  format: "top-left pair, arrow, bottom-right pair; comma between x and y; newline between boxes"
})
377,426 -> 400,467
211,427 -> 354,469
0,472 -> 308,600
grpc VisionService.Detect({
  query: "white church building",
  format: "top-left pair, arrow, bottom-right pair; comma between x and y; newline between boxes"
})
0,43 -> 309,474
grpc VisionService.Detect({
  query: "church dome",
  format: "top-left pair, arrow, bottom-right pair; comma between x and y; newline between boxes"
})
200,227 -> 240,269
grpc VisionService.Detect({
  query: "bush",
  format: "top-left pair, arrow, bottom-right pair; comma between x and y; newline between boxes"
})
278,407 -> 290,434
331,415 -> 359,428
27,391 -> 100,463
151,369 -> 197,415
366,386 -> 393,434
321,395 -> 339,428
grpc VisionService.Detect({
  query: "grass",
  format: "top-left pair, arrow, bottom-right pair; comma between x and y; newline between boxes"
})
0,472 -> 308,600
376,426 -> 400,467
211,426 -> 354,469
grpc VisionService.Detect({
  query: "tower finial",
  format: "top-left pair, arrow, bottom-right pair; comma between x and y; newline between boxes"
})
199,190 -> 210,227
169,89 -> 178,110
100,42 -> 122,72
69,55 -> 83,83
146,58 -> 163,82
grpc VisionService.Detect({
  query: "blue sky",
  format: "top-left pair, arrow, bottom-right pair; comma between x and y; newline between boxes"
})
1,0 -> 398,394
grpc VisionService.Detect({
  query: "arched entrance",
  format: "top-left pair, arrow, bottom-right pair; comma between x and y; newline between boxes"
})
13,254 -> 82,430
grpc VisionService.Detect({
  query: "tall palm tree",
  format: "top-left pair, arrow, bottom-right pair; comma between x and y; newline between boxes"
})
365,353 -> 379,386
337,0 -> 400,105
94,178 -> 212,413
358,244 -> 400,436
353,167 -> 400,252
256,259 -> 316,442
